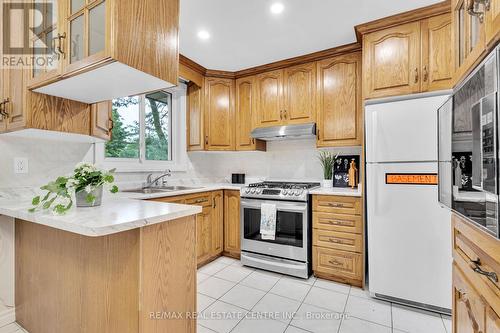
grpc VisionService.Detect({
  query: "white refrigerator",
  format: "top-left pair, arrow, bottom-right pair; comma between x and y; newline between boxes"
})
365,92 -> 452,312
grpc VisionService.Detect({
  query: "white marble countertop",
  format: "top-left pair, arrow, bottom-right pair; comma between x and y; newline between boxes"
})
309,185 -> 362,197
0,196 -> 202,237
0,183 -> 245,237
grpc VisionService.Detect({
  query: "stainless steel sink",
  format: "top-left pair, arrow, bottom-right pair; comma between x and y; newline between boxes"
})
121,188 -> 170,194
121,185 -> 202,194
157,185 -> 202,191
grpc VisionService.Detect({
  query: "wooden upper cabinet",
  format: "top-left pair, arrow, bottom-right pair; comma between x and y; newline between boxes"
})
31,0 -> 180,103
283,63 -> 316,124
204,77 -> 235,151
452,0 -> 486,84
27,0 -> 65,87
187,83 -> 204,151
363,22 -> 421,99
255,69 -> 284,127
91,100 -> 112,140
421,14 -> 453,91
486,0 -> 500,45
316,53 -> 362,147
235,77 -> 255,149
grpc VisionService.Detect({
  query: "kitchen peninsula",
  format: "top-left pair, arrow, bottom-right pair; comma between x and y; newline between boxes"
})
0,196 -> 201,333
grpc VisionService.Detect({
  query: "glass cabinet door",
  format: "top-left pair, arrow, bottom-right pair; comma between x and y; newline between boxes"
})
28,0 -> 62,85
67,0 -> 106,67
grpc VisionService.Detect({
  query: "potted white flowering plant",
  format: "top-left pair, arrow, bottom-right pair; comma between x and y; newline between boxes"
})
30,163 -> 118,214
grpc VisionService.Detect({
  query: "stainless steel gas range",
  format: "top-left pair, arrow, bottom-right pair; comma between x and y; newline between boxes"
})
240,181 -> 320,279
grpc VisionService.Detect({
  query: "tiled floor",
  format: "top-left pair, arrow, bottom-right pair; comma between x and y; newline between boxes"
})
0,256 -> 452,333
197,257 -> 452,333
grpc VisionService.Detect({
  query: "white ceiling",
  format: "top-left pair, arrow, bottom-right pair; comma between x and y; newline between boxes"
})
179,0 -> 443,71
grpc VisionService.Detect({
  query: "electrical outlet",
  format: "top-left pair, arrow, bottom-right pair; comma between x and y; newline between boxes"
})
14,158 -> 29,174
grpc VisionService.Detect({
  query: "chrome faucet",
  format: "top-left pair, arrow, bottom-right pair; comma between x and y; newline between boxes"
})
144,170 -> 172,188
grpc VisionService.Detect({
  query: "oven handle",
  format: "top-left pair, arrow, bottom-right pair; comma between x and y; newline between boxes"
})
240,198 -> 308,212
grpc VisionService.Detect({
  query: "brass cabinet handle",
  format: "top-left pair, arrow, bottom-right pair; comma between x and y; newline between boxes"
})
467,0 -> 489,22
283,110 -> 287,120
328,238 -> 343,244
251,138 -> 255,144
423,66 -> 428,82
212,197 -> 216,208
328,259 -> 343,266
327,202 -> 344,208
108,119 -> 114,131
414,68 -> 419,83
192,198 -> 208,204
457,289 -> 483,333
280,110 -> 283,120
470,259 -> 498,283
325,219 -> 352,226
205,135 -> 208,145
53,33 -> 66,59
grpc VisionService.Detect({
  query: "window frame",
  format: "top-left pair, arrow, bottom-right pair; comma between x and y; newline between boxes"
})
95,83 -> 188,172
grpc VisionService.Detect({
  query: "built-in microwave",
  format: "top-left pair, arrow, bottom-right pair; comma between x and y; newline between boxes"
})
438,43 -> 499,239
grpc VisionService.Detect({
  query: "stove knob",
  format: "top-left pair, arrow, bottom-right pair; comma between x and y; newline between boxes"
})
282,190 -> 288,195
251,188 -> 256,194
295,189 -> 302,196
256,188 -> 262,194
245,188 -> 250,194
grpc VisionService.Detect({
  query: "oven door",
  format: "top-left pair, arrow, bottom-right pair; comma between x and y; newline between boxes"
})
240,198 -> 308,262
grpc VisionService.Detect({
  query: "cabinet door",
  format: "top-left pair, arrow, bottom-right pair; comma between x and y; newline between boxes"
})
485,0 -> 500,46
316,53 -> 362,147
283,63 -> 316,124
363,22 -> 421,99
3,68 -> 28,132
187,83 -> 204,151
196,206 -> 212,265
421,14 -> 453,92
64,0 -> 109,74
211,191 -> 223,256
235,77 -> 256,150
453,263 -> 486,333
224,190 -> 241,256
27,0 -> 65,88
91,100 -> 112,140
205,77 -> 235,151
255,69 -> 284,127
452,0 -> 486,83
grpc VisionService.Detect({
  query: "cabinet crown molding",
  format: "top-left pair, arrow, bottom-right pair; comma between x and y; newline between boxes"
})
354,0 -> 451,41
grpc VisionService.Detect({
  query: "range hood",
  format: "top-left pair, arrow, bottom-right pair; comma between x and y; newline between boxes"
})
251,123 -> 316,141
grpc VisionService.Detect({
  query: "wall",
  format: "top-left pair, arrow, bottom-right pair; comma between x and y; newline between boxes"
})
111,139 -> 363,187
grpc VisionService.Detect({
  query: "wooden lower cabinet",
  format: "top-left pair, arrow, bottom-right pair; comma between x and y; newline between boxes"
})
312,195 -> 364,288
452,213 -> 500,333
223,190 -> 241,258
150,190 -> 226,266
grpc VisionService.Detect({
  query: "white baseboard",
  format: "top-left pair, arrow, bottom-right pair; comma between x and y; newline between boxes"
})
0,307 -> 15,328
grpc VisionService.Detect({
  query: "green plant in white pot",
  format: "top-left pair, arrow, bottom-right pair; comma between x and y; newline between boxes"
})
318,151 -> 336,188
29,163 -> 118,214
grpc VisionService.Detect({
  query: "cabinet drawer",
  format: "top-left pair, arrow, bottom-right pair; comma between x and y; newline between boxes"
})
313,247 -> 362,281
313,212 -> 362,234
185,194 -> 212,207
313,229 -> 362,253
313,195 -> 362,215
453,215 -> 500,293
149,196 -> 185,204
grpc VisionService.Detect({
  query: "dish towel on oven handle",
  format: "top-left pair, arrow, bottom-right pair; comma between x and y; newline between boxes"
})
260,203 -> 277,240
